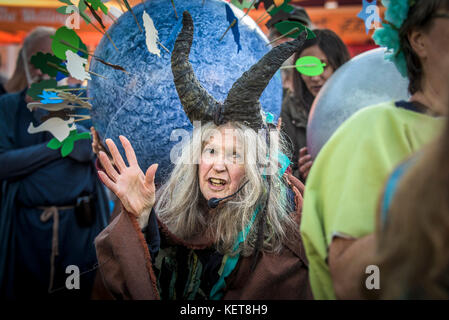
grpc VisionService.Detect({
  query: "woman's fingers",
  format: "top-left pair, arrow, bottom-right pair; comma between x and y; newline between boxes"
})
300,161 -> 313,179
119,135 -> 138,167
298,154 -> 312,166
105,138 -> 127,172
292,185 -> 303,209
99,151 -> 119,182
287,173 -> 305,194
145,163 -> 158,188
98,170 -> 118,195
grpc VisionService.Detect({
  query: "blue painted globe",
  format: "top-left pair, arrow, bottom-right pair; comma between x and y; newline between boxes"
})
89,0 -> 283,184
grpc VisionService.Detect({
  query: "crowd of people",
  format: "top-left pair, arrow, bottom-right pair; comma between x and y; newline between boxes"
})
0,0 -> 448,300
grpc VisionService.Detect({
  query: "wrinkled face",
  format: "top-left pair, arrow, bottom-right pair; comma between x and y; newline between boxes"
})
423,10 -> 449,84
199,126 -> 246,205
299,45 -> 334,97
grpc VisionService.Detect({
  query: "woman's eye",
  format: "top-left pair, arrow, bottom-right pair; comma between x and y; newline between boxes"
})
204,148 -> 214,155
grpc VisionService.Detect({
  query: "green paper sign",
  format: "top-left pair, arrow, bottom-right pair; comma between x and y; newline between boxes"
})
274,21 -> 316,40
27,79 -> 58,100
27,80 -> 71,101
47,130 -> 92,157
30,52 -> 65,77
51,26 -> 81,60
295,56 -> 326,77
269,0 -> 293,16
86,0 -> 108,15
230,0 -> 253,9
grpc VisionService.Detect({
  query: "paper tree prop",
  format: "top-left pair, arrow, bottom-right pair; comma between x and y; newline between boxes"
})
47,129 -> 92,157
30,52 -> 67,79
28,117 -> 76,142
66,50 -> 91,81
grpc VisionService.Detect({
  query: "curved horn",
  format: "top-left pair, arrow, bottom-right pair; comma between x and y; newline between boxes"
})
171,11 -> 220,124
223,32 -> 308,129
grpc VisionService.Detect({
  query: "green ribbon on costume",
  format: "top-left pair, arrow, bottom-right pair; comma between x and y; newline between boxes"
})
209,205 -> 261,300
209,119 -> 290,300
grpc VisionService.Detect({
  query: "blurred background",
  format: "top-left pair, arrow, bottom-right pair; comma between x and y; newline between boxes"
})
0,0 -> 382,79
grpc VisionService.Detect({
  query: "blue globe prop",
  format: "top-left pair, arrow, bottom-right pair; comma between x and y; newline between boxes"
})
306,48 -> 410,159
89,0 -> 283,183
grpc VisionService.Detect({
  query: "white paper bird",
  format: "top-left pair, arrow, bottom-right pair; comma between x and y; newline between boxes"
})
66,50 -> 91,81
142,10 -> 161,57
27,117 -> 76,142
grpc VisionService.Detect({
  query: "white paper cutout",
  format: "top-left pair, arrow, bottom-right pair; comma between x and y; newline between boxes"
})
66,50 -> 91,81
142,10 -> 161,57
27,101 -> 75,112
27,117 -> 76,142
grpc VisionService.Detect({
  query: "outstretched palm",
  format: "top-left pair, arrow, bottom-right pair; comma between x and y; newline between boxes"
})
97,136 -> 158,217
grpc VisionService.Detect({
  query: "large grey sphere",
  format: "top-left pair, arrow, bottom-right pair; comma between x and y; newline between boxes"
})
307,48 -> 410,159
88,0 -> 283,184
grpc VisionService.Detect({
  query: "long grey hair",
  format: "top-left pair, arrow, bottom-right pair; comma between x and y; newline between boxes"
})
155,121 -> 297,256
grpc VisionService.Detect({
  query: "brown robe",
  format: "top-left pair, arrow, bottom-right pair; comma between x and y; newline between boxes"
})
94,208 -> 313,300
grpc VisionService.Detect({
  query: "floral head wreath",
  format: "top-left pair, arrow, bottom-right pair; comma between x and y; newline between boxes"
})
372,0 -> 416,77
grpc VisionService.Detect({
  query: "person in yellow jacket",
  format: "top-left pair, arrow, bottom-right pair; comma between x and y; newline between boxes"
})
300,0 -> 449,299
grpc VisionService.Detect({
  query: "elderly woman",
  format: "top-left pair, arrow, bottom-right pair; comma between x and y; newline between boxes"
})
94,12 -> 312,300
300,0 -> 449,299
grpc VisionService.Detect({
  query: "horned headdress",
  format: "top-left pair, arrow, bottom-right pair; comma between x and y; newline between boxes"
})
171,11 -> 307,130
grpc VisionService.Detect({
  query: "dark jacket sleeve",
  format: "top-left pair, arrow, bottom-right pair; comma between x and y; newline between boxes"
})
0,143 -> 61,180
0,93 -> 62,180
223,213 -> 313,300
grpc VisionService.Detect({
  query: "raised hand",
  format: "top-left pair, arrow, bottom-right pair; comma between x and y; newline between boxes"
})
97,135 -> 158,218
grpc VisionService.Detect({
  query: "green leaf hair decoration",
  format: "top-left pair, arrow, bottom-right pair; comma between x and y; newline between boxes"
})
372,0 -> 415,77
295,56 -> 326,77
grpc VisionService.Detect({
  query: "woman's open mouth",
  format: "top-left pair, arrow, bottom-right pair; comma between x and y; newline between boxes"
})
208,178 -> 227,190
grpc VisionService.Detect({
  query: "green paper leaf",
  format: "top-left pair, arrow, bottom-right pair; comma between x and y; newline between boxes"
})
56,6 -> 70,15
61,137 -> 75,157
99,3 -> 108,15
274,21 -> 305,38
51,26 -> 80,60
86,0 -> 108,14
30,52 -> 65,77
230,0 -> 253,9
295,56 -> 326,77
47,138 -> 62,150
73,132 -> 92,141
306,27 -> 316,40
274,21 -> 315,40
27,81 -> 71,101
27,79 -> 58,100
79,0 -> 87,12
269,0 -> 294,16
